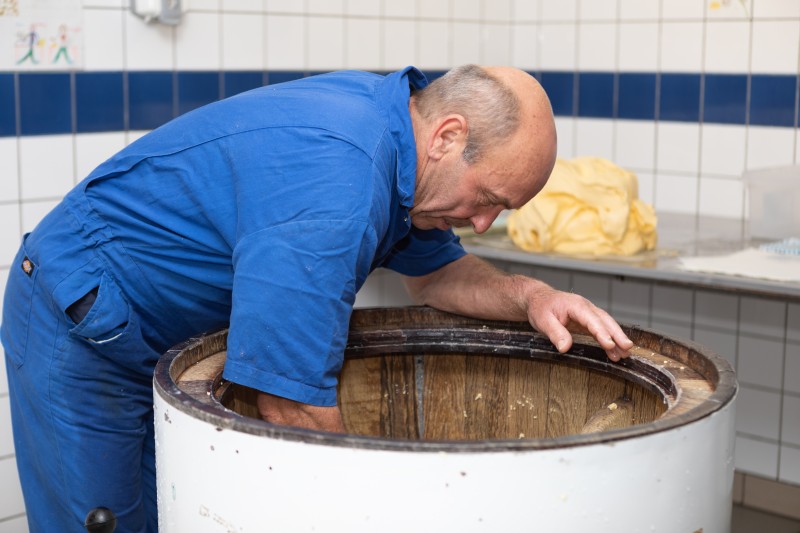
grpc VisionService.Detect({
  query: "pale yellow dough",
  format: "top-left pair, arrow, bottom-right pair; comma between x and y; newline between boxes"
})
507,157 -> 657,256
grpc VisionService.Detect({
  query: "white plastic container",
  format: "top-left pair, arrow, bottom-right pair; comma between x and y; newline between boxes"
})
744,165 -> 800,240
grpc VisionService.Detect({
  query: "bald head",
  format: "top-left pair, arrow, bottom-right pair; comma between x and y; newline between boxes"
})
412,64 -> 556,173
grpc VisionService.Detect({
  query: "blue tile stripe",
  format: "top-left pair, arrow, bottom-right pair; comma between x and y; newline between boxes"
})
0,69 -> 797,137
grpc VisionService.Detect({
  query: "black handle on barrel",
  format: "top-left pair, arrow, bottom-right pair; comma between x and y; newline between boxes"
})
85,507 -> 117,533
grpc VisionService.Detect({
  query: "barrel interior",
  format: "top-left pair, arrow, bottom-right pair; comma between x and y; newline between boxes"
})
221,352 -> 667,441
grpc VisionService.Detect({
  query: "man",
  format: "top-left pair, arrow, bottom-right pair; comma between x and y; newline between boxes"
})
2,65 -> 632,532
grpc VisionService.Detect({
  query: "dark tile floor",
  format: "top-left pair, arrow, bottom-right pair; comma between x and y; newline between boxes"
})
732,505 -> 800,533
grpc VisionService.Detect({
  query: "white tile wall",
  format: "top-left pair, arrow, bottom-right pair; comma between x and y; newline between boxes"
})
701,124 -> 747,177
74,133 -> 127,181
736,436 -> 779,478
222,13 -> 265,70
737,386 -> 782,440
704,21 -> 750,73
0,459 -> 24,521
575,119 -> 614,161
660,21 -> 704,71
750,20 -> 800,74
577,22 -> 617,70
18,135 -> 75,201
0,139 -> 19,203
781,446 -> 800,485
175,12 -> 222,70
783,395 -> 800,447
747,127 -> 797,170
345,18 -> 382,70
617,22 -> 659,71
308,16 -> 345,70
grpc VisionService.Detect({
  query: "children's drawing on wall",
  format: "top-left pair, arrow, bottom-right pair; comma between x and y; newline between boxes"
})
2,0 -> 82,70
14,21 -> 80,66
0,0 -> 19,17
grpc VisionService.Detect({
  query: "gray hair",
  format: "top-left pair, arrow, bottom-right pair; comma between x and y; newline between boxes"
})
413,64 -> 521,164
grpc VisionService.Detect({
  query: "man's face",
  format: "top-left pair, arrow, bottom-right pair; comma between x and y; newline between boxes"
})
410,144 -> 549,235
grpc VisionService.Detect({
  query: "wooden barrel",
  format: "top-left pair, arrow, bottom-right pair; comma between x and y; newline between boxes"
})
154,306 -> 737,532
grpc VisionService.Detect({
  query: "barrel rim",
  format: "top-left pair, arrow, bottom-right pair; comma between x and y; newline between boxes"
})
153,306 -> 738,452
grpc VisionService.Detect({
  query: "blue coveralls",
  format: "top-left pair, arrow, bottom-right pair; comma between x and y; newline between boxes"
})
1,67 -> 466,532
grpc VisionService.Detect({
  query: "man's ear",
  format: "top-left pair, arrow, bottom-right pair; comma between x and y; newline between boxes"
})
427,114 -> 468,161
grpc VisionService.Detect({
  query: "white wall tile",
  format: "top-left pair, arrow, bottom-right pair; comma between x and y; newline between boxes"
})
747,127 -> 796,170
512,0 -> 540,21
21,200 -> 58,236
779,445 -> 800,485
512,23 -> 539,69
537,270 -> 573,293
0,139 -> 19,203
634,170 -> 655,205
657,122 -> 700,174
653,319 -> 694,339
618,22 -> 659,71
788,304 -> 800,344
751,20 -> 800,75
614,120 -> 656,171
124,11 -> 175,70
83,8 -> 125,70
452,22 -> 482,66
554,117 -> 576,158
384,0 -> 415,18
221,0 -> 264,12
417,20 -> 450,69
482,23 -> 512,64
354,271 -> 384,308
735,436 -> 779,477
381,270 -> 414,306
707,0 -> 751,20
0,205 -> 21,266
739,296 -> 787,340
307,0 -> 344,15
737,335 -> 785,389
187,0 -> 220,10
308,16 -> 345,70
83,0 -> 123,6
418,0 -> 449,19
75,133 -> 126,182
175,12 -> 221,70
266,14 -> 305,69
661,0 -> 704,20
753,0 -> 800,18
704,21 -> 750,73
660,22 -> 703,72
345,18 -> 382,70
577,22 -> 616,70
698,177 -> 744,219
783,342 -> 800,394
737,386 -> 782,439
267,0 -> 305,14
619,0 -> 659,21
346,0 -> 380,17
575,118 -> 614,160
0,458 -> 24,519
483,0 -> 512,22
0,396 -> 14,457
18,135 -> 74,201
456,0 -> 481,20
0,515 -> 28,533
126,130 -> 150,145
700,124 -> 746,177
579,0 -> 617,21
782,395 -> 800,447
784,343 -> 800,395
694,290 -> 738,330
539,23 -> 577,69
222,13 -> 265,70
609,278 -> 651,325
383,19 -> 416,70
656,295 -> 697,328
654,171 -> 698,214
693,326 -> 737,368
0,20 -> 14,71
572,273 -> 610,309
540,0 -> 577,21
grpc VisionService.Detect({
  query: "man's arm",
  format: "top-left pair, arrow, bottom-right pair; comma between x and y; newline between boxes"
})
257,392 -> 346,432
403,254 -> 633,361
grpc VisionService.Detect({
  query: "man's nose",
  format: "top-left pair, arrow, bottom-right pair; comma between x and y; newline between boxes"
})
470,207 -> 503,234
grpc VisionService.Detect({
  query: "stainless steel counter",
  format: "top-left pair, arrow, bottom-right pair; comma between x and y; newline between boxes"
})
459,212 -> 800,301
